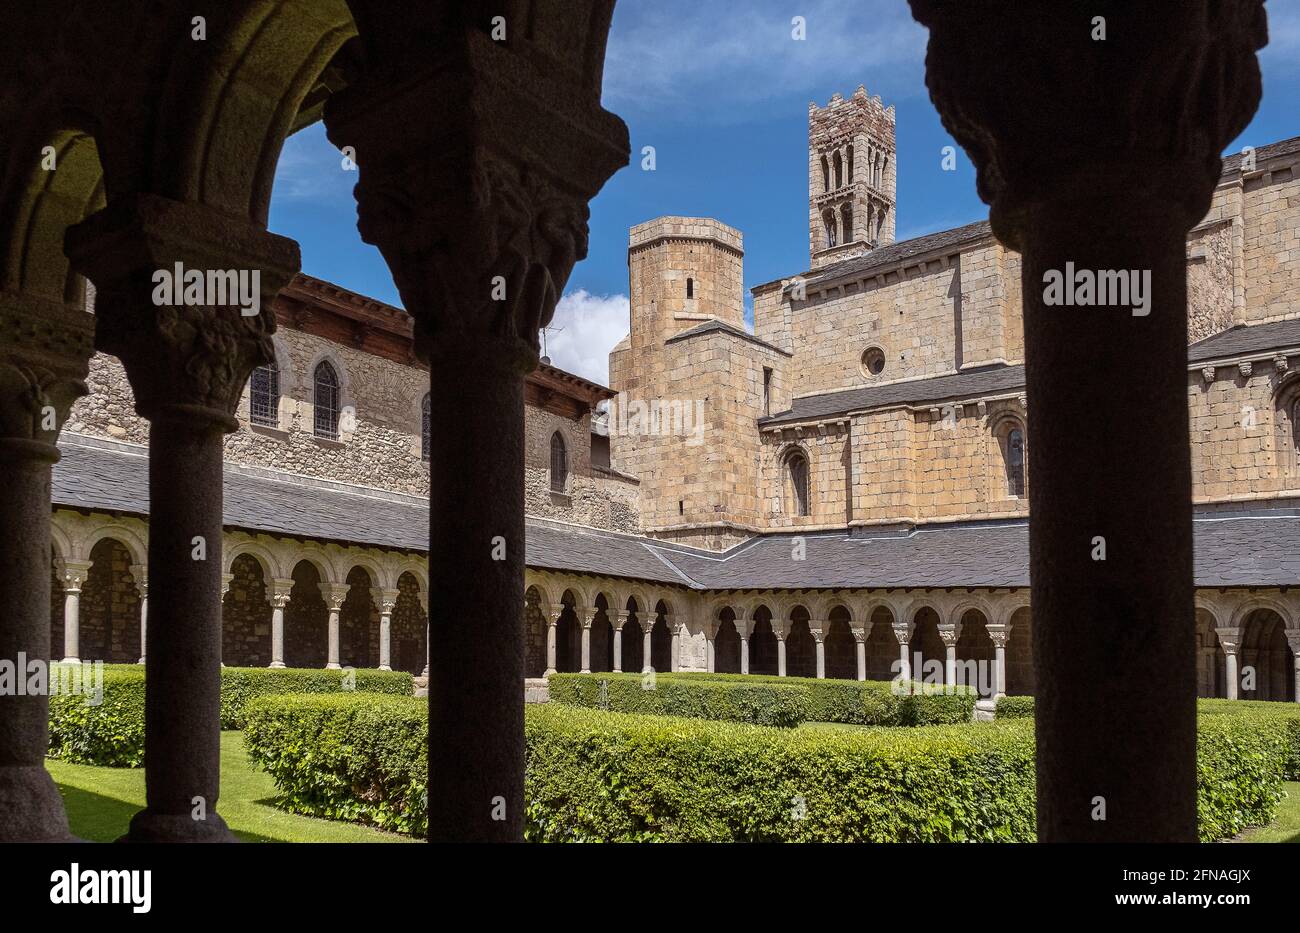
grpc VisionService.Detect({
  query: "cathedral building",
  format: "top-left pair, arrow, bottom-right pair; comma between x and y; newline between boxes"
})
51,89 -> 1300,701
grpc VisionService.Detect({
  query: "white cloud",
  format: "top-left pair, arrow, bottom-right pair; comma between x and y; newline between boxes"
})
272,123 -> 354,200
542,290 -> 631,386
603,0 -> 927,120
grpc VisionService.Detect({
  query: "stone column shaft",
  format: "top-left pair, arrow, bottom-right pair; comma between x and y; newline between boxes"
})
776,636 -> 787,677
855,636 -> 866,682
740,635 -> 750,675
612,623 -> 623,672
642,625 -> 653,673
378,608 -> 393,672
62,584 -> 82,664
545,616 -> 558,676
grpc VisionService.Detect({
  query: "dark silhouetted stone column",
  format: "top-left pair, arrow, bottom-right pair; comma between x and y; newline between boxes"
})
0,293 -> 90,841
67,194 -> 299,841
909,0 -> 1266,840
324,11 -> 627,841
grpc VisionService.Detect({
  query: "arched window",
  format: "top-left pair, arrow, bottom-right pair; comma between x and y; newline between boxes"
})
875,207 -> 886,243
421,393 -> 431,463
846,145 -> 854,184
313,361 -> 340,439
833,151 -> 843,189
249,363 -> 279,427
686,277 -> 694,299
998,424 -> 1026,498
823,210 -> 838,248
785,449 -> 810,517
549,431 -> 568,492
820,155 -> 829,193
841,204 -> 853,243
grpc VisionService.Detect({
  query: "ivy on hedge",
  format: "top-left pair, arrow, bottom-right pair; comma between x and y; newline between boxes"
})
240,695 -> 1295,841
45,664 -> 414,767
550,671 -> 976,727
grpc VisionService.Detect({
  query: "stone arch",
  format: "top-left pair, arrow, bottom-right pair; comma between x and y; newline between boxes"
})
80,536 -> 141,663
524,585 -> 547,678
908,605 -> 946,684
749,604 -> 779,675
1239,608 -> 1295,702
49,519 -> 73,566
620,594 -> 643,673
955,607 -> 995,696
341,565 -> 378,668
822,208 -> 838,249
555,589 -> 582,674
824,605 -> 856,680
285,546 -> 336,587
224,540 -> 281,582
840,203 -> 853,242
650,599 -> 673,672
1195,607 -> 1227,698
222,553 -> 271,667
391,570 -> 427,676
1271,371 -> 1300,478
786,604 -> 816,678
1228,595 -> 1295,631
714,607 -> 741,674
588,592 -> 613,673
780,443 -> 812,517
989,411 -> 1027,499
77,522 -> 147,569
1005,605 -> 1034,695
284,558 -> 328,669
864,603 -> 899,681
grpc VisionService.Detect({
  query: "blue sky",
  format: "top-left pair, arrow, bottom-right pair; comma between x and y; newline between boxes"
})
270,0 -> 1300,384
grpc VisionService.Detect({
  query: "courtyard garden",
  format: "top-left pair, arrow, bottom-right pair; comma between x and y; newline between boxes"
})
44,667 -> 1300,843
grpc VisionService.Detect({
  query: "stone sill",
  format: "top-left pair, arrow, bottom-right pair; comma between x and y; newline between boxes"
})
548,491 -> 573,507
249,423 -> 289,442
312,435 -> 346,450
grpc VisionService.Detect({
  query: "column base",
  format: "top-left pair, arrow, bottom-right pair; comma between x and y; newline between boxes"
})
580,669 -> 591,674
378,665 -> 392,672
123,809 -> 235,843
544,668 -> 556,676
268,661 -> 285,669
0,766 -> 78,842
325,663 -> 341,671
137,657 -> 145,665
61,656 -> 80,665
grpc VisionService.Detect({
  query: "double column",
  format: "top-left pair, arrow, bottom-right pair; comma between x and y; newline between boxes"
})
910,0 -> 1264,840
0,291 -> 91,841
67,193 -> 299,842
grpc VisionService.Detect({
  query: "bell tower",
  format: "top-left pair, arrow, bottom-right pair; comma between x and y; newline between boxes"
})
809,85 -> 896,269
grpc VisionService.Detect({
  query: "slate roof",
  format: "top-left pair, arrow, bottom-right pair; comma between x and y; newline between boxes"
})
664,318 -> 788,355
759,363 -> 1026,426
51,436 -> 1300,590
1187,318 -> 1300,364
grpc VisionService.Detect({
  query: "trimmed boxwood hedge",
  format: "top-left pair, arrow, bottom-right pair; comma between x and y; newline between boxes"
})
548,672 -> 811,727
240,694 -> 1294,841
553,671 -> 976,727
993,695 -> 1035,720
45,664 -> 414,767
244,693 -> 428,836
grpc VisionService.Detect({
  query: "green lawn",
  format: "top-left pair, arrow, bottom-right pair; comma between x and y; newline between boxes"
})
45,731 -> 413,843
1237,782 -> 1300,843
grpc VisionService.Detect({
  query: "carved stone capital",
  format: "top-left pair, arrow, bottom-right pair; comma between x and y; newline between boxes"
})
64,194 -> 300,426
323,26 -> 628,371
373,587 -> 400,615
891,621 -> 914,645
910,0 -> 1267,247
937,624 -> 959,648
1214,626 -> 1241,655
326,584 -> 351,612
985,622 -> 1010,649
0,292 -> 93,450
62,559 -> 92,594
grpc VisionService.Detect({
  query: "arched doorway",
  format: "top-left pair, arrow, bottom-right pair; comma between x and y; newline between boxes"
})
786,607 -> 816,678
825,608 -> 857,680
651,601 -> 673,672
1195,609 -> 1226,698
80,537 -> 141,664
555,591 -> 581,673
392,572 -> 428,676
284,560 -> 328,669
1005,607 -> 1034,695
909,606 -> 946,685
865,606 -> 898,681
1240,609 -> 1295,702
749,605 -> 778,675
621,598 -> 644,673
714,608 -> 741,674
222,553 -> 271,667
955,609 -> 995,696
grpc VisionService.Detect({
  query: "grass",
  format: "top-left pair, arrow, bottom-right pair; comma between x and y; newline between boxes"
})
45,731 -> 414,843
1236,782 -> 1300,843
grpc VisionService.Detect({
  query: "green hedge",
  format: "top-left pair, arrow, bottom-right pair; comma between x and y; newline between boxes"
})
555,671 -> 976,727
45,664 -> 414,766
240,694 -> 1293,842
220,666 -> 413,729
993,696 -> 1036,720
244,693 -> 428,836
548,672 -> 810,727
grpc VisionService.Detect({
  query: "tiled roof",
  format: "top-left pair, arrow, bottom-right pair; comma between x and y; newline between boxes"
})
51,436 -> 1300,590
759,364 -> 1025,426
1187,318 -> 1300,364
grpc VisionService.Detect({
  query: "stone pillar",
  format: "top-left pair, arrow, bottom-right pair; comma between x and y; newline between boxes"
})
580,608 -> 596,674
131,565 -> 148,665
892,621 -> 913,685
666,616 -> 680,672
375,588 -> 399,672
739,632 -> 750,675
1288,633 -> 1300,704
612,610 -> 627,672
642,620 -> 654,673
938,624 -> 959,689
66,192 -> 300,842
325,584 -> 348,670
545,608 -> 561,676
324,13 -> 626,842
853,627 -> 867,682
1217,627 -> 1242,700
705,625 -> 717,673
0,292 -> 90,841
60,561 -> 90,664
269,580 -> 292,669
986,623 -> 1009,698
811,622 -> 826,680
909,0 -> 1264,841
775,621 -> 787,676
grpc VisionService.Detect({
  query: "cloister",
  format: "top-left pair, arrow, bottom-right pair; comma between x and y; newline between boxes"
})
0,1 -> 1274,844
